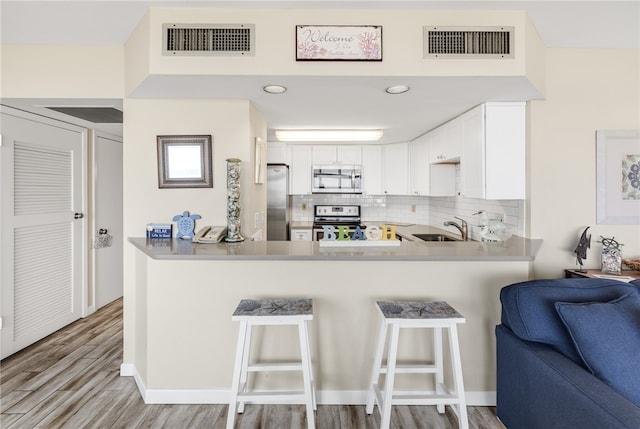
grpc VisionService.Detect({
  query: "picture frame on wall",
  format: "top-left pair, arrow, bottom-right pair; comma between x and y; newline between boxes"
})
157,135 -> 213,188
296,25 -> 382,61
596,130 -> 640,224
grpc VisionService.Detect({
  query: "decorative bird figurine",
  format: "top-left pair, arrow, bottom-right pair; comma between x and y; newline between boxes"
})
172,210 -> 201,240
574,226 -> 591,272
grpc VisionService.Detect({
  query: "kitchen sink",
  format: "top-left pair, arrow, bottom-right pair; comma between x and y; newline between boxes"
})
413,233 -> 459,242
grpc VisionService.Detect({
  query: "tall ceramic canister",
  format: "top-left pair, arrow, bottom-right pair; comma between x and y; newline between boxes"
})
225,158 -> 245,242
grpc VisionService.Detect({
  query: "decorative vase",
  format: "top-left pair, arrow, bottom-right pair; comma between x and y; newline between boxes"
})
225,158 -> 245,243
599,236 -> 623,275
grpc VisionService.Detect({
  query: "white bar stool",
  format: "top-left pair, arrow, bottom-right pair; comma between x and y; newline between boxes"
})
227,298 -> 316,429
365,300 -> 468,429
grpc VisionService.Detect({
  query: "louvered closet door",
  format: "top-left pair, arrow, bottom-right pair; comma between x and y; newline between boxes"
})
1,110 -> 86,359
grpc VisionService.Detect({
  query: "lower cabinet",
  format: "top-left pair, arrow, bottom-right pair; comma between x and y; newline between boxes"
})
290,228 -> 312,241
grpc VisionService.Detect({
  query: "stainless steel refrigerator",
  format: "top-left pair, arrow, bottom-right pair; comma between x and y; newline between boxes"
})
266,164 -> 290,240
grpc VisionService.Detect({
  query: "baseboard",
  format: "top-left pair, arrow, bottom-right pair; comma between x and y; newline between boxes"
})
119,363 -> 495,406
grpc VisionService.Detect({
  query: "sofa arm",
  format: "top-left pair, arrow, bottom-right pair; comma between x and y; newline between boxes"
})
496,324 -> 640,429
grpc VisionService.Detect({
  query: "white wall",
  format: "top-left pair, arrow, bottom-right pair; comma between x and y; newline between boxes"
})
137,8 -> 538,80
122,98 -> 267,364
0,45 -> 124,98
529,48 -> 640,278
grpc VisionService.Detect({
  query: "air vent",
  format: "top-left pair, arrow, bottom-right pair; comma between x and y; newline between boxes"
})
424,26 -> 514,58
163,24 -> 255,56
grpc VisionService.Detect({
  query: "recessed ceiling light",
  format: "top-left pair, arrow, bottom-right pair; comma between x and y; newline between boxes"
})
386,85 -> 410,94
275,129 -> 383,142
263,85 -> 287,94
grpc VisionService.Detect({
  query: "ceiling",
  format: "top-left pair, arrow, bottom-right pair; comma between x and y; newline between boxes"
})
2,1 -> 639,143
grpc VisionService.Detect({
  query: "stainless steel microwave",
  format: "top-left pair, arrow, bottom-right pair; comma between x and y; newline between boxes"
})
312,165 -> 362,194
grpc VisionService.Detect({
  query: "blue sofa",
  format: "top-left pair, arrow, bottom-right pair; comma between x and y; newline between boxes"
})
496,278 -> 640,429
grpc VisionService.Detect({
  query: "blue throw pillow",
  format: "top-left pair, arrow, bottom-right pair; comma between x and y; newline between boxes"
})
556,292 -> 640,406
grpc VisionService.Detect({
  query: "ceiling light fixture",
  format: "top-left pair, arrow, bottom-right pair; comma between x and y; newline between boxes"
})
386,85 -> 410,94
275,129 -> 384,142
263,85 -> 287,94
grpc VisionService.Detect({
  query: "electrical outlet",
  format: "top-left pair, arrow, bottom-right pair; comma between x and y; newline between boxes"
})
411,204 -> 416,213
254,212 -> 260,228
301,203 -> 307,211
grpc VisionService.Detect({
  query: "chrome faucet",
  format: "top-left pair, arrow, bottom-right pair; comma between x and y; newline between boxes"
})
444,216 -> 469,241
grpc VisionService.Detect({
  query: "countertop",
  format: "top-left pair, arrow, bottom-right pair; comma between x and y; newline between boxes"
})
130,225 -> 542,262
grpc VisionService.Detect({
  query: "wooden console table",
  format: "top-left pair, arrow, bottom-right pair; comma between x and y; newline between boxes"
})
564,269 -> 640,280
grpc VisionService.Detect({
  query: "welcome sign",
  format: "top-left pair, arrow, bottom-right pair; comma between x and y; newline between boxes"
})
296,25 -> 383,61
318,224 -> 401,247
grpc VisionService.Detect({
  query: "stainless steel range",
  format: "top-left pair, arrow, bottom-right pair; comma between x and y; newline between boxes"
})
312,205 -> 362,241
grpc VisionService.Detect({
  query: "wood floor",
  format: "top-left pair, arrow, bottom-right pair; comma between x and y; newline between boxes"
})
1,298 -> 506,429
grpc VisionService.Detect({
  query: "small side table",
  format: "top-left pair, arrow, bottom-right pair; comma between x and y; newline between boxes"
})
564,269 -> 640,280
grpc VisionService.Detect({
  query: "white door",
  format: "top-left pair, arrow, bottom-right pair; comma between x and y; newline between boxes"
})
0,108 -> 86,359
93,132 -> 123,308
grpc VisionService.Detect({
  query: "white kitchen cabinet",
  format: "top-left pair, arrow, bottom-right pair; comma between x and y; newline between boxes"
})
410,134 -> 456,196
288,145 -> 313,195
430,164 -> 456,196
290,228 -> 312,241
409,136 -> 429,195
460,102 -> 526,199
267,141 -> 288,164
428,120 -> 462,164
312,145 -> 362,164
383,143 -> 408,195
338,146 -> 362,164
361,145 -> 383,195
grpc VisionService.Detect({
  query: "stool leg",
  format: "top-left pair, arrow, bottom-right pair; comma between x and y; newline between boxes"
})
380,322 -> 400,429
298,320 -> 316,429
433,327 -> 445,414
237,323 -> 252,414
227,320 -> 249,429
366,318 -> 388,414
301,320 -> 317,411
448,324 -> 468,429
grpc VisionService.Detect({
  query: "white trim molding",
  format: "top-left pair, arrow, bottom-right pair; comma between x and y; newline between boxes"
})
119,363 -> 495,406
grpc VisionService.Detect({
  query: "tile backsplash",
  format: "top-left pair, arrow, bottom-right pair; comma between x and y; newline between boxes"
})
291,193 -> 524,240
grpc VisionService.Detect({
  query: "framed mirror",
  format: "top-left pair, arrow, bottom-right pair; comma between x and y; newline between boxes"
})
157,135 -> 213,188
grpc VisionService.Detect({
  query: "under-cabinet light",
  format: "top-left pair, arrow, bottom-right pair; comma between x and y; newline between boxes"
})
275,129 -> 383,142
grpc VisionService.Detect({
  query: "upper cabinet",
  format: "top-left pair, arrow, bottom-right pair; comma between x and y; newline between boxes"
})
411,134 -> 456,197
312,145 -> 362,165
383,143 -> 409,195
409,136 -> 429,195
428,120 -> 462,163
288,145 -> 313,195
460,102 -> 526,199
361,145 -> 383,195
266,141 -> 288,164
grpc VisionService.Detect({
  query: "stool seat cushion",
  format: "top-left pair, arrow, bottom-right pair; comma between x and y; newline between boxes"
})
376,301 -> 463,320
233,298 -> 312,317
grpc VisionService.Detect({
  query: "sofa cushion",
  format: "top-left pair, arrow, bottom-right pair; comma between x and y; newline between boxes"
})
555,291 -> 640,406
500,278 -> 636,362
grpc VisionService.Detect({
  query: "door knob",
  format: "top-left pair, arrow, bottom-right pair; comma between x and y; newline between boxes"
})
74,213 -> 84,219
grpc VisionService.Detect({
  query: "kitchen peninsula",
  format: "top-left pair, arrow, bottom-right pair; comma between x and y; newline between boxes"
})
125,231 -> 542,406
